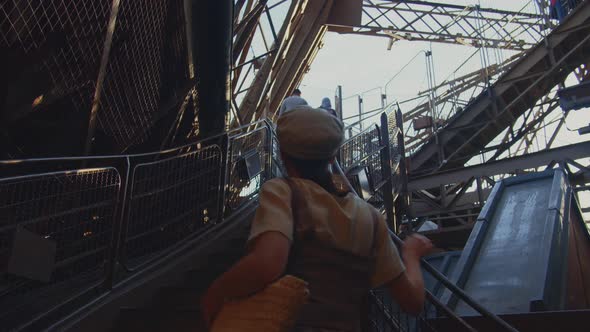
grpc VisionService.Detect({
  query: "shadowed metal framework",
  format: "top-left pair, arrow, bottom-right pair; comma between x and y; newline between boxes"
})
347,0 -> 547,50
0,0 -> 192,156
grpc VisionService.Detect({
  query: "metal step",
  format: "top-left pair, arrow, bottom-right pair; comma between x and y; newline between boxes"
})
111,244 -> 244,332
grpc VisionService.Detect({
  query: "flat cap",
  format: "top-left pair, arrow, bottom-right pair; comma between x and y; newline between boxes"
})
277,106 -> 344,160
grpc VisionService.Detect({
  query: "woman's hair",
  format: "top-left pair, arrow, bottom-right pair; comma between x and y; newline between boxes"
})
286,156 -> 339,195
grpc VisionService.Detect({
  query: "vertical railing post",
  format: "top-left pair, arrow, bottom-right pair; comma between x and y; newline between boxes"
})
380,113 -> 396,231
193,0 -> 233,138
395,109 -> 409,230
358,95 -> 363,132
105,155 -> 131,289
265,121 -> 273,181
217,133 -> 231,221
183,0 -> 195,79
336,85 -> 343,163
335,85 -> 343,122
84,0 -> 122,156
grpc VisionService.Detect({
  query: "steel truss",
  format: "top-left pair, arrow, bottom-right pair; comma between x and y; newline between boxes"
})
402,53 -> 522,155
235,0 -> 334,124
405,1 -> 590,231
343,0 -> 547,51
231,0 -> 288,125
410,0 -> 590,175
231,1 -> 556,123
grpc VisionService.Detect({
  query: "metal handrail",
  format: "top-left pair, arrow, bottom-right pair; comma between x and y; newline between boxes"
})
0,120 -> 269,165
388,230 -> 519,332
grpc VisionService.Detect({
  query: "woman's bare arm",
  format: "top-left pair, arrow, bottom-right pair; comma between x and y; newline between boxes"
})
386,234 -> 433,315
200,231 -> 290,325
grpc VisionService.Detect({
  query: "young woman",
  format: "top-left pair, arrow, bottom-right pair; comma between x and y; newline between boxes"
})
201,106 -> 433,331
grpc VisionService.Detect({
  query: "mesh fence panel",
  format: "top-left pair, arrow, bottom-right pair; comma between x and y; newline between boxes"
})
0,168 -> 120,327
367,147 -> 384,187
123,145 -> 223,267
1,0 -> 190,154
387,111 -> 401,164
98,0 -> 190,151
271,131 -> 284,178
340,125 -> 383,172
226,126 -> 270,213
0,0 -> 111,120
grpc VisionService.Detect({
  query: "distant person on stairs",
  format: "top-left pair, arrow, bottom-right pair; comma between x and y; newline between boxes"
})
200,107 -> 433,331
319,97 -> 338,118
279,88 -> 308,117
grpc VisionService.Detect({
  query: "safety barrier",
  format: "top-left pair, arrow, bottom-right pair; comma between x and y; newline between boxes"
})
121,145 -> 224,269
0,110 -> 423,331
225,124 -> 273,213
0,119 -> 274,330
0,167 -> 122,328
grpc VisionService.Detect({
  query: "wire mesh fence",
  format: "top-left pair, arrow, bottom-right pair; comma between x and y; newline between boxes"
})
122,145 -> 223,269
225,123 -> 272,213
0,0 -> 191,157
0,167 -> 121,328
339,124 -> 391,213
0,0 -> 111,124
340,125 -> 383,173
369,289 -> 436,332
98,0 -> 191,151
387,112 -> 402,165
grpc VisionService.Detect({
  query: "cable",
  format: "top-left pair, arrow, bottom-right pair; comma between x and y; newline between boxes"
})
383,50 -> 425,93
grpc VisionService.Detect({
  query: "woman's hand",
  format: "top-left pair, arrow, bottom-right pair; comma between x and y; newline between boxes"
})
388,234 -> 434,315
197,231 -> 290,329
402,234 -> 433,259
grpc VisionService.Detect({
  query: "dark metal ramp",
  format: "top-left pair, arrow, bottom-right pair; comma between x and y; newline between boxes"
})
442,170 -> 572,315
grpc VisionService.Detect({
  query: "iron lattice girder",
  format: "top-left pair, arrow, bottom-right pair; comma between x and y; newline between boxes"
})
403,55 -> 520,153
408,141 -> 590,191
239,0 -> 334,124
487,91 -> 562,162
350,0 -> 546,50
410,1 -> 590,174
